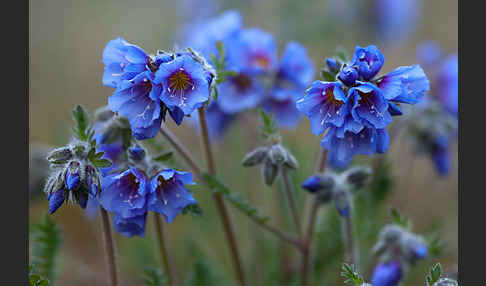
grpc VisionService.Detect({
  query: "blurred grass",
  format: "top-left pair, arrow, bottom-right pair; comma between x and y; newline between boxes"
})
29,0 -> 457,285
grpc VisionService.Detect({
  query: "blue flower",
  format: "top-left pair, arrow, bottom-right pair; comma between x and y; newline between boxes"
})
217,73 -> 264,114
431,135 -> 451,176
371,261 -> 402,286
66,170 -> 80,191
436,54 -> 458,117
102,38 -> 151,88
113,213 -> 147,237
180,10 -> 242,59
226,28 -> 278,75
417,41 -> 442,68
375,0 -> 419,45
277,42 -> 315,87
155,54 -> 212,116
48,188 -> 66,214
186,101 -> 236,140
148,169 -> 196,223
348,82 -> 392,129
296,81 -> 348,135
350,45 -> 385,81
325,58 -> 340,73
377,65 -> 429,113
262,88 -> 302,128
323,126 -> 389,169
100,167 -> 148,219
301,175 -> 324,193
338,66 -> 358,86
108,71 -> 163,140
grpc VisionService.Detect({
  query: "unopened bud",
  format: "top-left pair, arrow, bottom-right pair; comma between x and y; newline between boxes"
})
268,144 -> 287,165
47,147 -> 72,164
284,152 -> 299,169
242,147 -> 268,167
333,189 -> 350,217
128,146 -> 146,162
345,166 -> 372,191
262,159 -> 279,186
433,278 -> 458,286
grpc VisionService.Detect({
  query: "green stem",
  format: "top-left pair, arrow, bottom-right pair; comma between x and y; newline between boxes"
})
197,107 -> 247,286
153,213 -> 176,286
99,207 -> 119,286
281,168 -> 302,236
344,213 -> 356,266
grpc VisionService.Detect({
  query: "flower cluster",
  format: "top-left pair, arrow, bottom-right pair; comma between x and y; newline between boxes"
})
407,42 -> 458,176
297,45 -> 429,168
371,224 -> 428,286
102,38 -> 215,140
44,141 -> 103,214
99,146 -> 197,237
181,10 -> 315,139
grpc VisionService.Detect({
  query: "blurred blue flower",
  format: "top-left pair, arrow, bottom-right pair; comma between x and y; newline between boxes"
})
371,261 -> 403,286
102,38 -> 150,88
301,175 -> 324,193
186,101 -> 236,140
113,213 -> 147,237
436,54 -> 458,117
217,73 -> 264,114
375,0 -> 419,45
155,54 -> 212,116
262,88 -> 302,128
277,41 -> 315,88
148,169 -> 196,223
417,41 -> 442,68
108,71 -> 163,140
100,167 -> 148,219
350,45 -> 385,81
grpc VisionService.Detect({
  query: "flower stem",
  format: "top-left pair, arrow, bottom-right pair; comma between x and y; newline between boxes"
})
281,168 -> 302,236
197,107 -> 247,286
158,125 -> 298,248
153,213 -> 176,286
300,148 -> 328,286
99,207 -> 119,286
344,213 -> 357,266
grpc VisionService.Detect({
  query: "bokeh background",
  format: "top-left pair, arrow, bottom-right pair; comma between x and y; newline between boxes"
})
29,0 -> 458,285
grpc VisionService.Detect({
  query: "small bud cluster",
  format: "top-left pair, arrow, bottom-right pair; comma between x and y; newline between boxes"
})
301,166 -> 372,216
433,278 -> 458,286
44,140 -> 104,214
242,137 -> 298,186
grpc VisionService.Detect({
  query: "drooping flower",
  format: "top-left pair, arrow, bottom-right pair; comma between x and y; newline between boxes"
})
99,167 -> 148,219
296,81 -> 348,135
348,82 -> 392,129
112,213 -> 147,237
277,41 -> 315,88
371,261 -> 403,286
350,45 -> 385,81
102,38 -> 151,88
148,169 -> 196,223
155,54 -> 212,116
108,71 -> 163,140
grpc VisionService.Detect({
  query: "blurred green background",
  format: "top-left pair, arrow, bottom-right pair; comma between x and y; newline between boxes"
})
29,0 -> 457,285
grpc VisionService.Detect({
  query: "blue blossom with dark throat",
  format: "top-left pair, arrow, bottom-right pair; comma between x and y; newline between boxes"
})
277,42 -> 315,87
155,54 -> 212,116
217,73 -> 264,114
108,71 -> 163,140
102,38 -> 151,88
350,45 -> 385,81
371,261 -> 403,286
348,82 -> 392,129
148,169 -> 196,223
296,81 -> 347,135
100,167 -> 148,219
113,213 -> 147,237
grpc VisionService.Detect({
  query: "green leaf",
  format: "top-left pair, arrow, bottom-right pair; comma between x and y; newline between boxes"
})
321,69 -> 336,82
202,173 -> 270,224
141,266 -> 167,286
72,105 -> 90,141
390,208 -> 409,229
340,263 -> 364,285
182,203 -> 204,217
259,109 -> 279,139
185,259 -> 219,286
92,158 -> 112,168
153,152 -> 173,162
30,214 -> 61,283
426,263 -> 442,286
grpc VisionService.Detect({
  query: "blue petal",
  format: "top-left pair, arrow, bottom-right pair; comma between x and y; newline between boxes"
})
49,189 -> 65,214
371,261 -> 403,286
66,171 -> 80,190
388,102 -> 403,116
378,65 -> 429,104
113,213 -> 147,237
301,176 -> 324,193
350,83 -> 392,129
350,45 -> 385,80
277,41 -> 315,87
262,88 -> 302,128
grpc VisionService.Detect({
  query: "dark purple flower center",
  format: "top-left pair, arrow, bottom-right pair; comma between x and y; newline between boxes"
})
231,74 -> 252,93
250,52 -> 270,69
323,87 -> 343,107
168,68 -> 194,95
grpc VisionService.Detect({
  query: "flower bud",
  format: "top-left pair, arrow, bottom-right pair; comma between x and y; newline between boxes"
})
333,189 -> 350,217
47,147 -> 72,164
94,105 -> 114,122
262,159 -> 279,186
371,261 -> 402,286
345,166 -> 372,191
301,175 -> 325,193
242,147 -> 268,167
325,58 -> 340,73
268,144 -> 287,165
128,146 -> 146,162
433,278 -> 458,286
48,188 -> 66,214
65,161 -> 81,191
338,66 -> 358,86
284,152 -> 299,170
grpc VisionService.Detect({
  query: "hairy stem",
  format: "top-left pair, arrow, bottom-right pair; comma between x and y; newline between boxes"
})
344,214 -> 356,266
197,107 -> 247,286
99,207 -> 119,286
153,213 -> 176,286
281,168 -> 302,236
